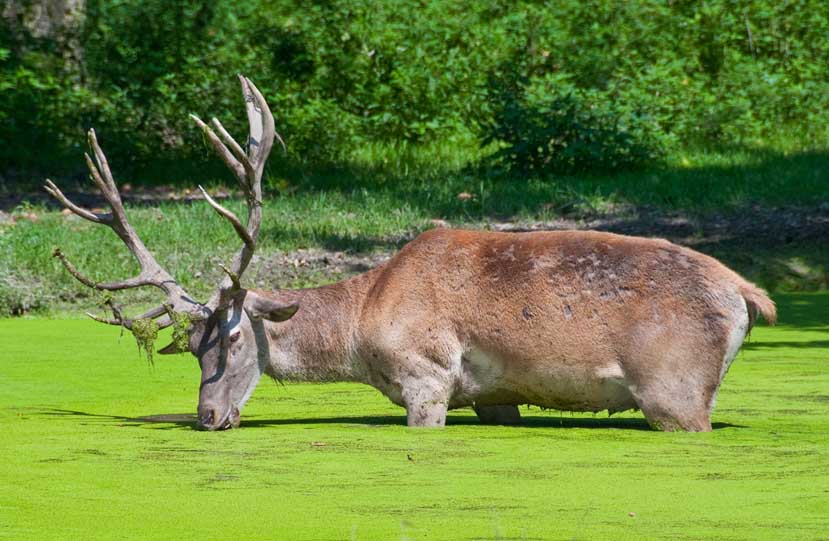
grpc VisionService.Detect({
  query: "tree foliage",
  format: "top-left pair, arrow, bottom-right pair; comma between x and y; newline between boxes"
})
2,0 -> 828,181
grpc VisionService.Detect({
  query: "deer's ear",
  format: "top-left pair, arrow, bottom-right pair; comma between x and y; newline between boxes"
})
158,341 -> 186,355
245,292 -> 299,322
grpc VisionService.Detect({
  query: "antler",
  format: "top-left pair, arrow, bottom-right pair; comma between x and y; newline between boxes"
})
45,75 -> 278,327
45,130 -> 202,330
190,75 -> 280,310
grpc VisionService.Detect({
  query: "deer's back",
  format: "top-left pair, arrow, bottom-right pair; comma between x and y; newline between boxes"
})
359,228 -> 747,374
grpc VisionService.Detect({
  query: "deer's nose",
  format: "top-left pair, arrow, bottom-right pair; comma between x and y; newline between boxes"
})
197,408 -> 216,430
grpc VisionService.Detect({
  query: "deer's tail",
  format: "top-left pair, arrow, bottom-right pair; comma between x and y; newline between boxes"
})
739,281 -> 777,329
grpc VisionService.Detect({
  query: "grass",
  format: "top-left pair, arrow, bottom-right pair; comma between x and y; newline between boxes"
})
280,138 -> 829,218
0,292 -> 827,539
2,141 -> 828,316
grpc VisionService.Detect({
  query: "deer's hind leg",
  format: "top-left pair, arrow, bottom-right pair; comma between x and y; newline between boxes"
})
632,301 -> 749,432
625,342 -> 726,432
628,348 -> 721,432
474,405 -> 522,425
635,393 -> 714,432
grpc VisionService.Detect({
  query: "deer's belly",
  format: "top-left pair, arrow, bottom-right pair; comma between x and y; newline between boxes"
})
451,347 -> 636,413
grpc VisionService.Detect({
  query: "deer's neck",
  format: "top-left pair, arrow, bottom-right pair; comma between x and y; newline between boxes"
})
264,270 -> 376,383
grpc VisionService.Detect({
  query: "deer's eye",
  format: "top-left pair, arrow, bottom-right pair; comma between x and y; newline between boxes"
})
229,331 -> 241,343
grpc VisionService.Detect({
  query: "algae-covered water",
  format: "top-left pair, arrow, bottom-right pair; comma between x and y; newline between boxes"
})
1,294 -> 827,540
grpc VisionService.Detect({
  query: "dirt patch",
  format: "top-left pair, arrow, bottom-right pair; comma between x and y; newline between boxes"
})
249,248 -> 393,290
1,185 -> 232,211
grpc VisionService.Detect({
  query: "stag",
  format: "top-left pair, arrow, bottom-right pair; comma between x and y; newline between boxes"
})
48,76 -> 776,432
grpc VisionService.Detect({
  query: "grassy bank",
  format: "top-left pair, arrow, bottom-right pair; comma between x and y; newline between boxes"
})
2,142 -> 828,316
0,293 -> 827,539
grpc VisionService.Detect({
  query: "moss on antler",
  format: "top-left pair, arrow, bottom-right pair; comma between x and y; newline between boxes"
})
169,310 -> 193,353
131,318 -> 159,365
97,291 -> 115,308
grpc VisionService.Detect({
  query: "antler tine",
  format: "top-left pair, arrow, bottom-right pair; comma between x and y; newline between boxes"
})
191,76 -> 276,197
82,153 -> 114,207
86,314 -> 173,330
197,185 -> 254,251
190,113 -> 246,186
53,248 -> 154,290
195,76 -> 278,310
43,179 -> 107,224
219,264 -> 242,291
46,131 -> 200,322
86,129 -> 135,227
210,117 -> 255,188
86,304 -> 172,330
87,130 -> 118,196
240,75 -> 277,178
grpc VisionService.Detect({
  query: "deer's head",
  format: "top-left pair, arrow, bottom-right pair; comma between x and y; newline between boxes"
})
158,289 -> 300,430
46,76 -> 289,430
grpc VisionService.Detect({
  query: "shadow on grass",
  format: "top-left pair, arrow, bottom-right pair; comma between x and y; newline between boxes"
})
273,145 -> 828,219
767,293 -> 829,330
743,340 -> 829,350
12,144 -> 828,221
261,227 -> 414,254
239,415 -> 742,431
37,408 -> 197,429
37,408 -> 743,431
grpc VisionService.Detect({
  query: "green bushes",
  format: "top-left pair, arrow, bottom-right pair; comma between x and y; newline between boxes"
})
484,73 -> 664,174
1,0 -> 828,183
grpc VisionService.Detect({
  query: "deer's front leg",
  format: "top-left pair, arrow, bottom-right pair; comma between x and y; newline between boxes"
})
360,339 -> 453,427
400,372 -> 450,428
404,393 -> 448,427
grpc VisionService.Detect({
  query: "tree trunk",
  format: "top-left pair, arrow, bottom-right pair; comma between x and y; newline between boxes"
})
2,0 -> 86,77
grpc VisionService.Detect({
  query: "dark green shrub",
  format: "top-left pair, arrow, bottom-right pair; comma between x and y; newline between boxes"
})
279,99 -> 360,166
485,75 -> 664,175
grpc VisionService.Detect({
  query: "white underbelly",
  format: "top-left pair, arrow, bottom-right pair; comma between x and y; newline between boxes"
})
453,347 -> 636,413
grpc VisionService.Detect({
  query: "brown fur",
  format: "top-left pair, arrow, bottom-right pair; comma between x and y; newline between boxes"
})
247,229 -> 774,431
